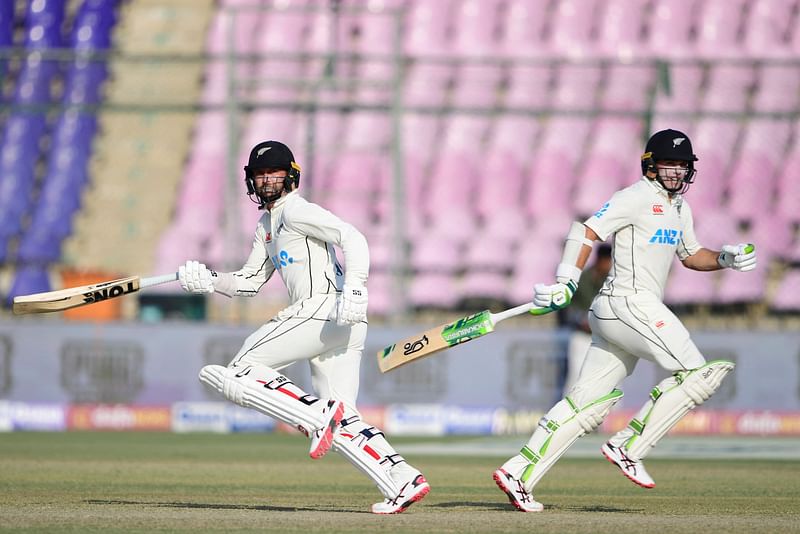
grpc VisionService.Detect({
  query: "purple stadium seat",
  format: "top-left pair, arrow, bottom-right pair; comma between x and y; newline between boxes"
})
664,260 -> 715,305
752,65 -> 800,113
500,0 -> 552,58
715,265 -> 767,304
695,0 -> 748,58
647,0 -> 703,58
409,273 -> 460,310
7,266 -> 51,306
702,65 -> 755,114
744,0 -> 797,58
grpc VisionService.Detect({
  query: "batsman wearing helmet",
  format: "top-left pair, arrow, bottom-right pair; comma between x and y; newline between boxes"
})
494,129 -> 757,512
177,140 -> 429,514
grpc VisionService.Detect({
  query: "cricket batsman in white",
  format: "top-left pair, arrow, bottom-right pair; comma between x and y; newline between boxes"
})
178,140 -> 429,514
494,129 -> 757,511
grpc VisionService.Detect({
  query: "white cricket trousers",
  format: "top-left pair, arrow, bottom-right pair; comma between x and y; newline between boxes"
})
568,292 -> 706,405
228,293 -> 364,409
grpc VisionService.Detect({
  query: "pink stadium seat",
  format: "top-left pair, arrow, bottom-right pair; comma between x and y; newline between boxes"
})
647,0 -> 703,58
652,64 -> 705,114
367,271 -> 392,316
409,273 -> 460,309
463,237 -> 515,274
749,216 -> 793,261
460,271 -> 509,303
689,118 -> 741,212
770,269 -> 800,311
664,261 -> 715,305
595,0 -> 650,60
751,65 -> 800,113
507,240 -> 563,303
475,151 -> 525,218
549,0 -> 601,58
695,0 -> 748,58
776,145 -> 800,223
404,63 -> 452,108
427,206 -> 479,244
410,234 -> 463,274
500,0 -> 553,58
404,1 -> 453,57
426,150 -> 477,216
526,149 -> 577,220
715,264 -> 767,304
451,64 -> 502,108
693,209 -> 739,249
574,155 -> 626,218
744,0 -> 797,58
485,116 -> 540,169
703,65 -> 755,113
504,64 -> 553,111
451,0 -> 503,57
601,64 -> 655,111
551,64 -> 603,111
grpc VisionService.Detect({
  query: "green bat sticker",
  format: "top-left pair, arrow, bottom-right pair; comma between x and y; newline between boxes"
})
441,311 -> 494,345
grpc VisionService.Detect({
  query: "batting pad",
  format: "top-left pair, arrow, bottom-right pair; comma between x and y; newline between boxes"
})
623,360 -> 735,460
332,411 -> 405,498
199,364 -> 327,434
503,389 -> 623,492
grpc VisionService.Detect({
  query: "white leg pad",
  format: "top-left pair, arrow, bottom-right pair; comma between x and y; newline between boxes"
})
199,364 -> 326,434
503,389 -> 623,492
623,360 -> 734,459
332,410 -> 403,498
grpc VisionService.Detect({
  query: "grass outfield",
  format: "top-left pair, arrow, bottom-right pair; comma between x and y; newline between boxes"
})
0,433 -> 798,533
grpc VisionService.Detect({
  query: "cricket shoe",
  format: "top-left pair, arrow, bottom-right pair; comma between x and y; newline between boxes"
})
371,467 -> 430,514
493,468 -> 544,512
309,399 -> 344,459
601,442 -> 655,488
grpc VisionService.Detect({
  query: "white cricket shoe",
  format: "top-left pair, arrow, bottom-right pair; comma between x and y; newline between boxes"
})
371,467 -> 430,514
493,468 -> 544,512
309,399 -> 344,459
601,442 -> 656,488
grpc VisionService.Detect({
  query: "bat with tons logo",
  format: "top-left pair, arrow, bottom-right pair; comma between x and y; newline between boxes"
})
376,302 -> 546,373
12,272 -> 179,315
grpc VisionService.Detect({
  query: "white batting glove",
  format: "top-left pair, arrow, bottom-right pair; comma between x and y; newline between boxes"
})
336,284 -> 368,325
718,243 -> 756,272
531,281 -> 577,315
178,260 -> 215,294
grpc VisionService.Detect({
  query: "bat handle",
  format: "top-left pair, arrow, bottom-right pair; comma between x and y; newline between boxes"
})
140,272 -> 179,289
492,302 -> 540,323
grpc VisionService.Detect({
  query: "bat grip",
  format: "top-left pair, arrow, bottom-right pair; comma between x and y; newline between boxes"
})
492,302 -> 540,323
140,272 -> 179,289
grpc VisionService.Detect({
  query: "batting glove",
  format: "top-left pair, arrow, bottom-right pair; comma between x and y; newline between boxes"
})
336,284 -> 368,325
530,280 -> 577,315
718,243 -> 757,272
179,260 -> 215,294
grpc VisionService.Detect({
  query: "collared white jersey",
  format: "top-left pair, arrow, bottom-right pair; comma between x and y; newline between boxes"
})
583,177 -> 702,300
221,191 -> 369,304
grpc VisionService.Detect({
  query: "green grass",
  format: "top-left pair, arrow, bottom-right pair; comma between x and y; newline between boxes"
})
0,433 -> 798,533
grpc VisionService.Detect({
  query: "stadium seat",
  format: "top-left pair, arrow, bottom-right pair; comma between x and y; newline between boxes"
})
744,0 -> 797,58
451,0 -> 503,58
595,0 -> 649,60
410,233 -> 463,275
549,0 -> 601,59
664,260 -> 716,306
751,65 -> 800,113
504,64 -> 553,112
601,64 -> 656,111
689,118 -> 742,212
404,0 -> 453,57
551,64 -> 603,111
408,272 -> 460,309
702,65 -> 755,114
6,265 -> 51,306
715,264 -> 767,304
770,269 -> 800,311
695,0 -> 749,58
647,0 -> 701,58
459,270 -> 509,305
499,0 -> 552,58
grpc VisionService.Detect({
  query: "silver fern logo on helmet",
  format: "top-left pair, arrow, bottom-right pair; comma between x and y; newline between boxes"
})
672,137 -> 686,148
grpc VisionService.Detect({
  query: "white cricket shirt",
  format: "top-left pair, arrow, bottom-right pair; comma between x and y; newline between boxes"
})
584,177 -> 702,300
217,191 -> 369,304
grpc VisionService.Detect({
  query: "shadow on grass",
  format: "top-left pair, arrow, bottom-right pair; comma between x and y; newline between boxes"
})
430,502 -> 644,514
85,499 -> 369,514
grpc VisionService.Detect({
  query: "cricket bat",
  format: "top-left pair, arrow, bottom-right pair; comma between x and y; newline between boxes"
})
12,272 -> 179,315
377,302 -> 545,373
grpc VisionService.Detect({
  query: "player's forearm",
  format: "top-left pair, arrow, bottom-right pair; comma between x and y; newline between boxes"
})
340,224 -> 370,286
682,248 -> 723,271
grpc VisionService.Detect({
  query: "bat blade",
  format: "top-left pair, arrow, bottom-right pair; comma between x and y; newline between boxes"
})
377,310 -> 495,373
12,276 -> 142,315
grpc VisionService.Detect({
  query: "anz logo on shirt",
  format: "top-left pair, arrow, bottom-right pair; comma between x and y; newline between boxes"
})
649,228 -> 683,245
271,250 -> 295,270
594,202 -> 610,218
